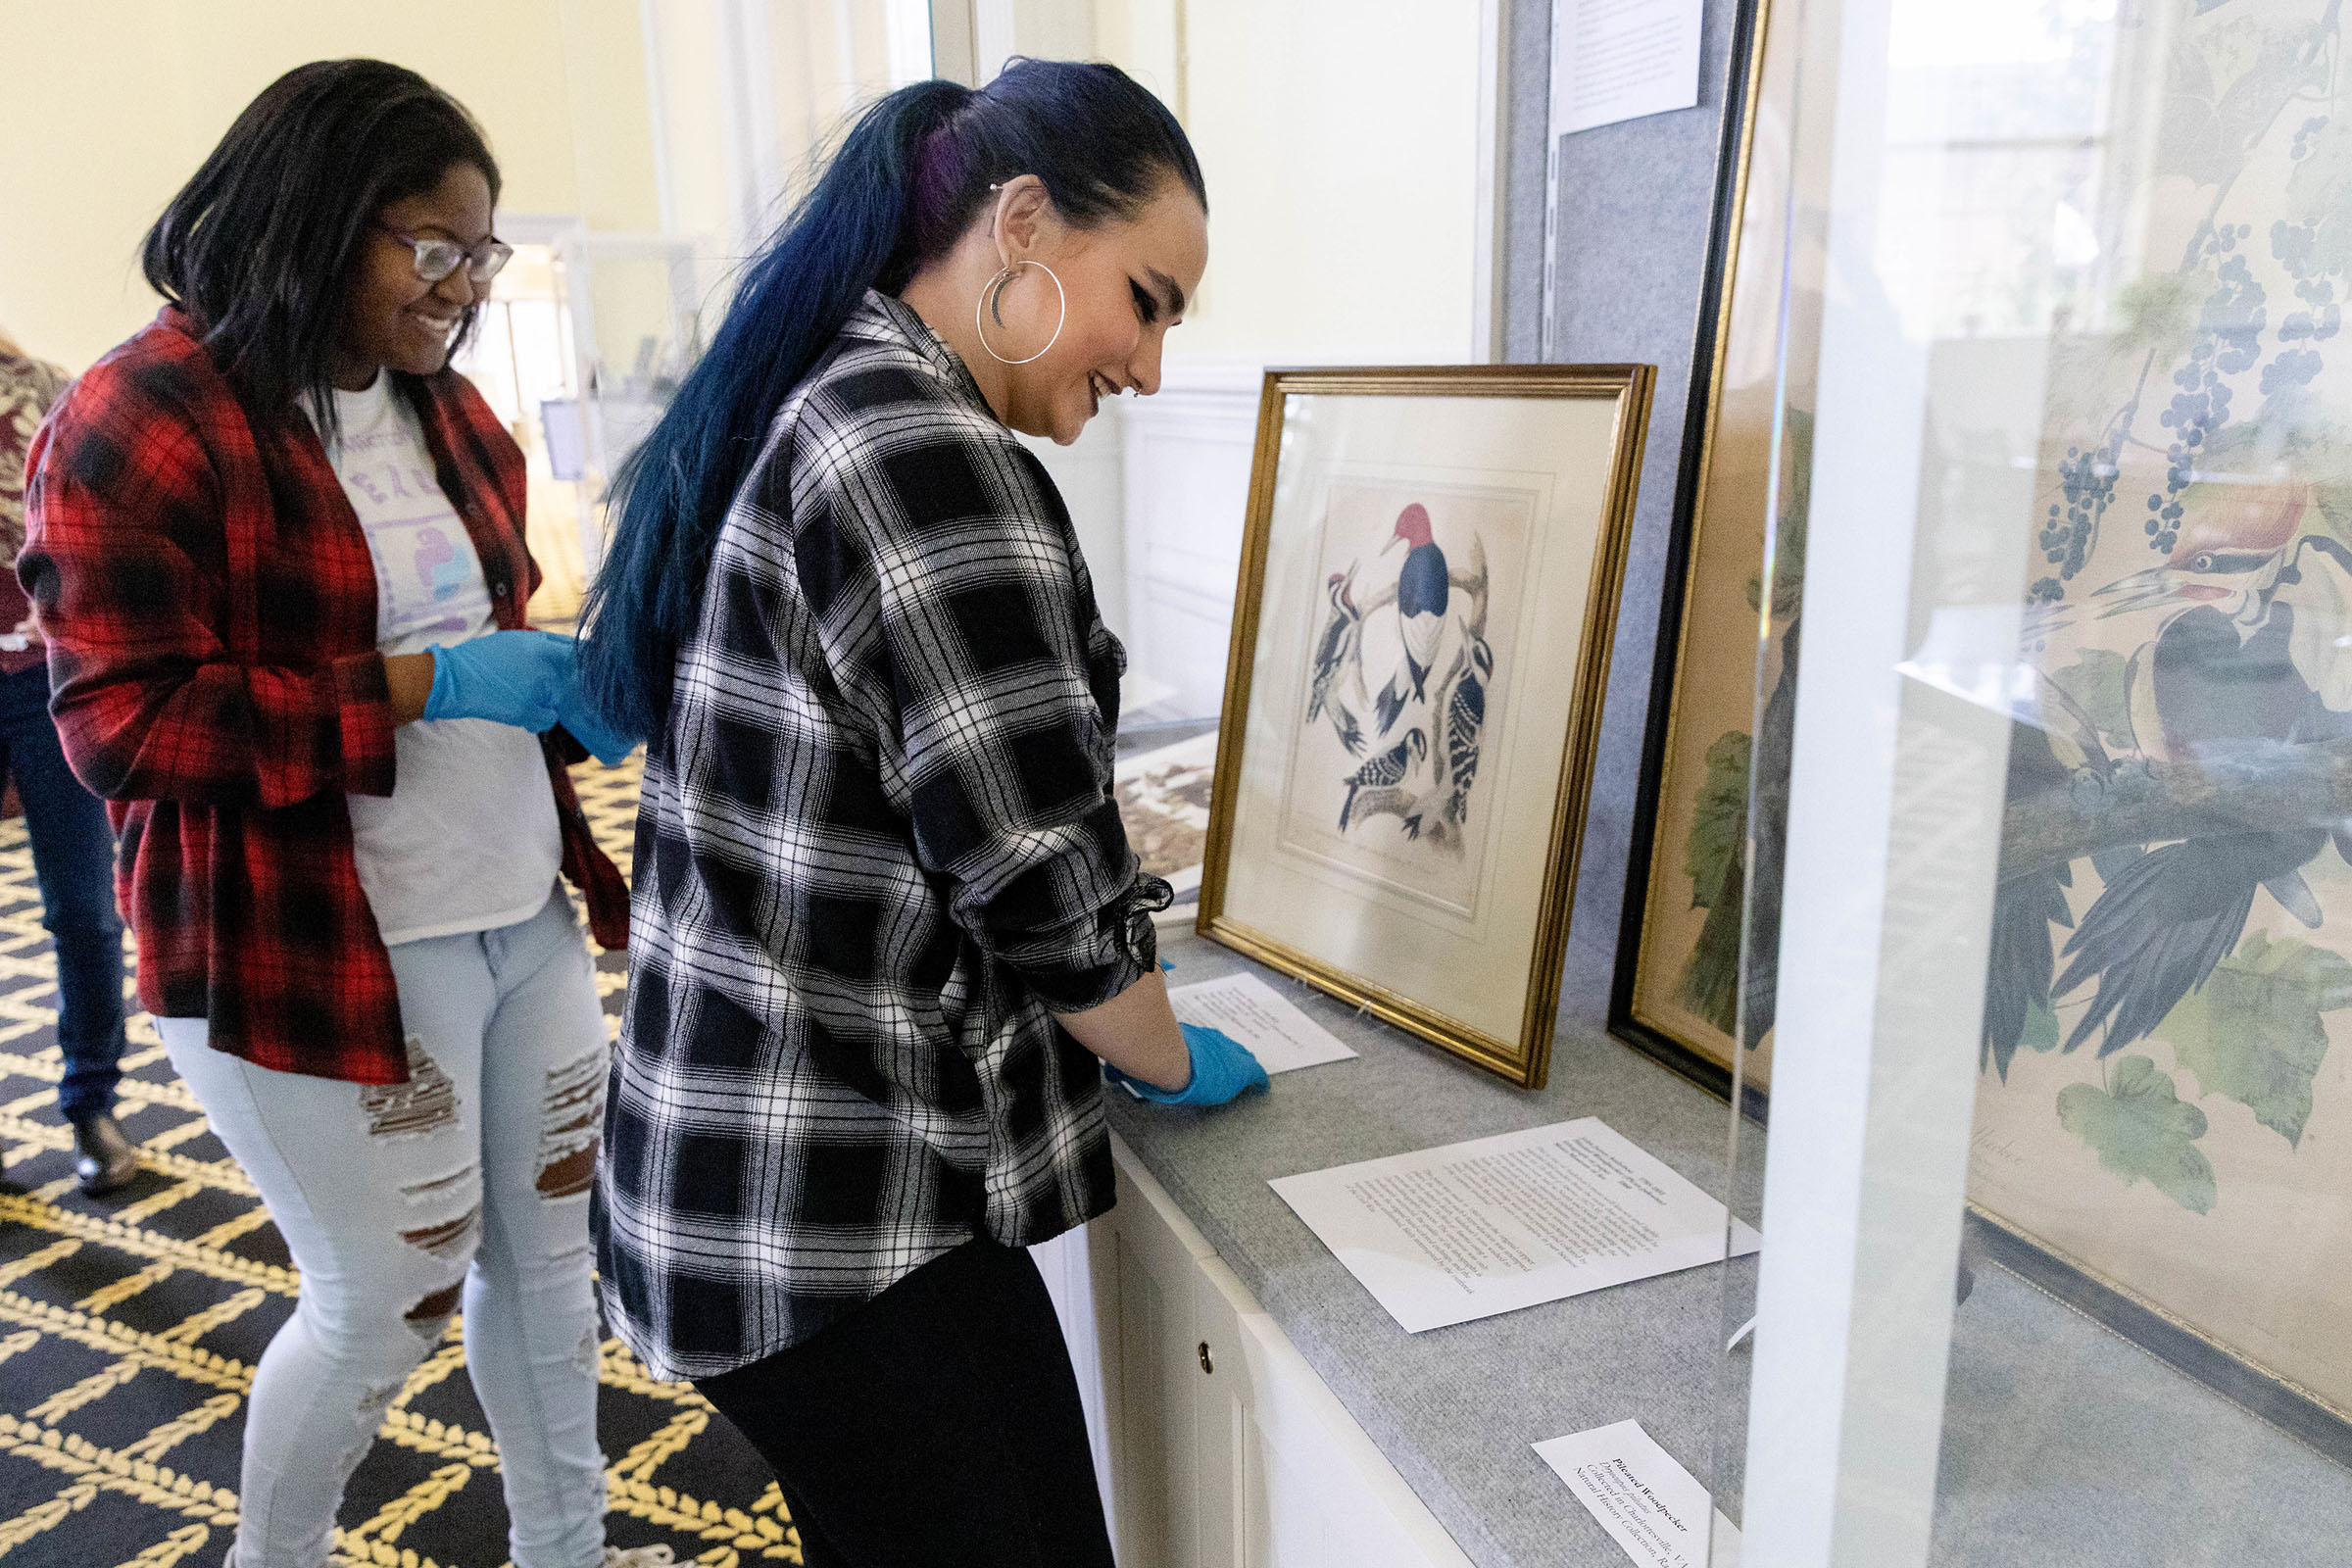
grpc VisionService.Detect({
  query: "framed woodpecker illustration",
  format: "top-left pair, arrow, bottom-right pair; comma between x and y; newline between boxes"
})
1197,365 -> 1653,1089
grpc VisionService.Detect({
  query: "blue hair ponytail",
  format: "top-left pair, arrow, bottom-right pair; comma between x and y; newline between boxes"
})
574,78 -> 963,739
578,60 -> 1203,740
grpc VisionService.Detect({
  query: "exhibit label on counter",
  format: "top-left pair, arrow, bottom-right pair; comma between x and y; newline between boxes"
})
1536,1418 -> 1738,1568
1269,1118 -> 1760,1332
1168,973 -> 1357,1075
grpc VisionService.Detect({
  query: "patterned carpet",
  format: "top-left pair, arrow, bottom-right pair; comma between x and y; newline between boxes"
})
0,756 -> 803,1568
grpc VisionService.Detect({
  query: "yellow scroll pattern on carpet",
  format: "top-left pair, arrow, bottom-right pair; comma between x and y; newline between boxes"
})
0,757 -> 806,1567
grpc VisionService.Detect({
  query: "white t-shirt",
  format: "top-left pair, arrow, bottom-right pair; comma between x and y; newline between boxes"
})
319,376 -> 563,946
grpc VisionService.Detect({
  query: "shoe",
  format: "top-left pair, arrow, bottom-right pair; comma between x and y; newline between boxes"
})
69,1110 -> 140,1195
604,1548 -> 675,1566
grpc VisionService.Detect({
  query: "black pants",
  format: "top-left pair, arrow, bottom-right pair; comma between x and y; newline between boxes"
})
696,1236 -> 1116,1568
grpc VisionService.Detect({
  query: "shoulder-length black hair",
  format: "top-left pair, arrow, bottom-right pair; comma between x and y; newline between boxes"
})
142,59 -> 501,438
577,58 -> 1206,741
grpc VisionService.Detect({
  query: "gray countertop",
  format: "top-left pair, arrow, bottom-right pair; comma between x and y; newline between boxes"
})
1111,932 -> 1755,1568
1110,933 -> 2352,1568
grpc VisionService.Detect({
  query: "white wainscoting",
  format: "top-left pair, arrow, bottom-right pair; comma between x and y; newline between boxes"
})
1116,368 -> 1261,719
1052,1137 -> 1479,1568
1025,365 -> 1263,722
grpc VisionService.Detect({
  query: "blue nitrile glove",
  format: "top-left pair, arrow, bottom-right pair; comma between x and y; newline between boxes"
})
422,629 -> 573,731
1107,1023 -> 1270,1107
555,686 -> 641,767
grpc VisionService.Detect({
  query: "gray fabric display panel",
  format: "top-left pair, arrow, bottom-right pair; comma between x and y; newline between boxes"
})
1498,2 -> 1555,365
1505,0 -> 1751,1039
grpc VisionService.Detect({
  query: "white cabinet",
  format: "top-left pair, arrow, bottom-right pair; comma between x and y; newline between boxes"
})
1079,1135 -> 1476,1568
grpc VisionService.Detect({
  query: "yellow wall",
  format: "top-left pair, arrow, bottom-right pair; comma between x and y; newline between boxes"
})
4,0 -> 1487,372
0,0 -> 659,371
1091,0 -> 1485,365
558,0 -> 669,236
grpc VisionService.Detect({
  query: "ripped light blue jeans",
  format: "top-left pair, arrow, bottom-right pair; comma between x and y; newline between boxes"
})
161,892 -> 611,1568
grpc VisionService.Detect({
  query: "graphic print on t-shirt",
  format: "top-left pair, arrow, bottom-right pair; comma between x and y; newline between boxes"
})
366,517 -> 482,642
326,386 -> 494,650
320,377 -> 562,946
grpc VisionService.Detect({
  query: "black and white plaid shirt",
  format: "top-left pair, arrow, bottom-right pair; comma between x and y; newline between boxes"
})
595,292 -> 1166,1379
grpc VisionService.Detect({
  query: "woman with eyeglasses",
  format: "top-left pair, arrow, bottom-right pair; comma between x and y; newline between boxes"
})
24,60 -> 664,1568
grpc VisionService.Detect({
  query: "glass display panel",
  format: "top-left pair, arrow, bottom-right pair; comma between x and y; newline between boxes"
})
1721,0 -> 2352,1556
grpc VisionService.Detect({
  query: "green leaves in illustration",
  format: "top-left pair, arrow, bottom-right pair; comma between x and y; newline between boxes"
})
2044,650 -> 2135,751
1738,412 -> 1815,619
1672,732 -> 1752,1035
1674,884 -> 1743,1036
2118,271 -> 2203,350
1684,731 -> 1751,910
2284,85 -> 2352,280
2159,930 -> 2352,1147
2158,22 -> 2330,188
2057,1056 -> 2217,1214
2318,480 -> 2352,547
1767,410 -> 1812,620
2021,998 -> 2061,1054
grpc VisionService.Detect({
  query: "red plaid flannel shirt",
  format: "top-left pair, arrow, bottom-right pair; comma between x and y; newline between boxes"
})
21,308 -> 628,1085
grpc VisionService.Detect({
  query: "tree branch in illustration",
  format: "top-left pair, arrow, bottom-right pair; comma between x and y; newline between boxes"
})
1999,735 -> 2352,885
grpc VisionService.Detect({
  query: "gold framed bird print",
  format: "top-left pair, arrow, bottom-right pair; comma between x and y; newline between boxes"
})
1197,365 -> 1654,1089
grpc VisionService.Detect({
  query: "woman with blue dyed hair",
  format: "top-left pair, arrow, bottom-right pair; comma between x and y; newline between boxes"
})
579,59 -> 1264,1565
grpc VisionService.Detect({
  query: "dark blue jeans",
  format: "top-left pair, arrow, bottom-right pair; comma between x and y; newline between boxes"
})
0,663 -> 126,1121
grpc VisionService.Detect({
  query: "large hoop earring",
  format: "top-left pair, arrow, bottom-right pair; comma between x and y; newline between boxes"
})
974,261 -> 1065,366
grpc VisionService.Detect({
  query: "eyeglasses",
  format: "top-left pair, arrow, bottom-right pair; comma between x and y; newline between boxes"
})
377,224 -> 514,286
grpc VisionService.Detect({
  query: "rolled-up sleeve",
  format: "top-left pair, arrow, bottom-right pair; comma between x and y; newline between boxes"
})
806,413 -> 1164,1012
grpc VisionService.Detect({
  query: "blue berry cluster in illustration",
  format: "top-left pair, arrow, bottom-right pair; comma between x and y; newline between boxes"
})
2148,226 -> 2266,555
2039,438 -> 2120,600
2267,216 -> 2340,399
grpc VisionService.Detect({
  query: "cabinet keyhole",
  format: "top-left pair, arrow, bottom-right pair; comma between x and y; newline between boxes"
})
1198,1340 -> 1214,1375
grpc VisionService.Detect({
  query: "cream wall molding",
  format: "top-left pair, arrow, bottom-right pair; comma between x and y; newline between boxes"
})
1112,365 -> 1261,720
1475,0 -> 1511,363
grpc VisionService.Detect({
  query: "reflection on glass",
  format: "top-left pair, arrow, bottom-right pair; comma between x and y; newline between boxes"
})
1963,0 -> 2352,1456
1730,0 -> 2352,1555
